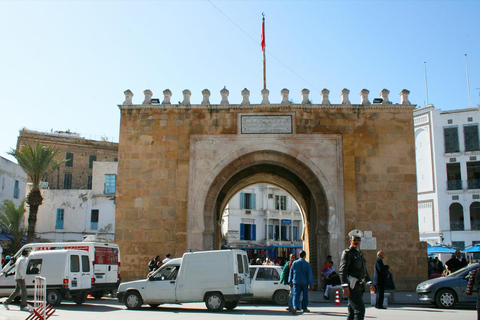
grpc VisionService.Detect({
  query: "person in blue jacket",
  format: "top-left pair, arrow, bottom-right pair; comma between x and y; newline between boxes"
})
288,250 -> 314,314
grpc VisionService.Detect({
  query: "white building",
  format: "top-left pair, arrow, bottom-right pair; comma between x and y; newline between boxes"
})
0,156 -> 27,208
221,184 -> 303,261
415,105 -> 480,250
32,161 -> 117,242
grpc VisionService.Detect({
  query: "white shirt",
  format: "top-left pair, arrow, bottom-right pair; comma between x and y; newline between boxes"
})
14,255 -> 27,280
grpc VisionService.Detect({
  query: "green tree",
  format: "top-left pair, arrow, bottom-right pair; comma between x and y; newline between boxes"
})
0,200 -> 26,253
8,143 -> 60,243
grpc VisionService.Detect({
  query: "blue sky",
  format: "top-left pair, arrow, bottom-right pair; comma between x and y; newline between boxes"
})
1,0 -> 479,162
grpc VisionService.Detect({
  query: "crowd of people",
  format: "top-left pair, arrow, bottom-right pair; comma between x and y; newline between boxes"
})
428,249 -> 468,279
147,253 -> 172,275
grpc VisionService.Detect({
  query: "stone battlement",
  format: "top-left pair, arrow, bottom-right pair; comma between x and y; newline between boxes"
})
120,88 -> 413,109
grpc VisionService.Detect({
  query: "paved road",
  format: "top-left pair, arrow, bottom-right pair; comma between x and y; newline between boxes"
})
0,298 -> 476,320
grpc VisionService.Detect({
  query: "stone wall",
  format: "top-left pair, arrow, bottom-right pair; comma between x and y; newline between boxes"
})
116,88 -> 427,290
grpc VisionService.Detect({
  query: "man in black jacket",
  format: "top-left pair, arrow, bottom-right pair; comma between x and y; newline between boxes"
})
373,250 -> 387,309
339,229 -> 375,320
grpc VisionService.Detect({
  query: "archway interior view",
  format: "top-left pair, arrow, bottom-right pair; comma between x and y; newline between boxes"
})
220,183 -> 305,265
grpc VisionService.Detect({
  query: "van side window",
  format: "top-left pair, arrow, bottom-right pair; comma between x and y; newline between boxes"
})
152,265 -> 179,281
81,256 -> 90,272
26,259 -> 42,275
70,255 -> 80,272
237,254 -> 244,274
243,255 -> 249,274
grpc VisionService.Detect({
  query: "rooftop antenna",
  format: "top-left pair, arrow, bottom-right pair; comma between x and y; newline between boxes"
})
465,54 -> 472,108
424,61 -> 429,107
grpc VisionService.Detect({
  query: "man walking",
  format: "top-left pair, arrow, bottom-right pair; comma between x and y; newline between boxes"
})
373,250 -> 387,309
3,250 -> 30,311
339,229 -> 375,320
288,250 -> 314,314
280,253 -> 295,312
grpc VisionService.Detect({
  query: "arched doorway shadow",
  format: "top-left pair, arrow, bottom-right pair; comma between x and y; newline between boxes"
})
202,150 -> 338,288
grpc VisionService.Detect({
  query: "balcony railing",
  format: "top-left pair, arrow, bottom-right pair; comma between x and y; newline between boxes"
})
447,180 -> 463,190
468,179 -> 480,189
471,220 -> 480,230
450,221 -> 465,231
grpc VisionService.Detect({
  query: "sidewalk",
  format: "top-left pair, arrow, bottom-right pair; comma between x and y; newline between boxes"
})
309,290 -> 420,305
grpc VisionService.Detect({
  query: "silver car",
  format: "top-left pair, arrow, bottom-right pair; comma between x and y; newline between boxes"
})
416,263 -> 478,308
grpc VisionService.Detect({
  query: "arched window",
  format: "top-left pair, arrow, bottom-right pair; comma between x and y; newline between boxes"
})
470,202 -> 480,230
449,203 -> 464,231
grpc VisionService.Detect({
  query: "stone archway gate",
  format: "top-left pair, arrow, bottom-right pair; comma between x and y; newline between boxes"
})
115,87 -> 427,290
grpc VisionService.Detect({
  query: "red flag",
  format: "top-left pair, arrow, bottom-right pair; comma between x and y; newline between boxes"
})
261,18 -> 266,51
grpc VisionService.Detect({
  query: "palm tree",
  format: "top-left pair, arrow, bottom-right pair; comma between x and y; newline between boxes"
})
0,200 -> 26,253
8,143 -> 60,243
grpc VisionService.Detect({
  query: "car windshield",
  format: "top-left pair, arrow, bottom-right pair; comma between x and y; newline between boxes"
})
447,263 -> 478,277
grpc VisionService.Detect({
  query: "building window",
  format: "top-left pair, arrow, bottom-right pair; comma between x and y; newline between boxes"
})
240,223 -> 256,241
465,125 -> 480,152
446,163 -> 462,190
104,174 -> 116,194
240,192 -> 256,210
275,195 -> 287,210
89,155 -> 97,169
467,161 -> 480,189
293,226 -> 299,241
56,209 -> 64,229
65,152 -> 74,167
265,224 -> 274,240
444,127 -> 459,153
91,209 -> 99,230
452,241 -> 465,250
449,203 -> 464,231
470,202 -> 480,230
13,180 -> 19,199
64,174 -> 72,189
87,176 -> 92,190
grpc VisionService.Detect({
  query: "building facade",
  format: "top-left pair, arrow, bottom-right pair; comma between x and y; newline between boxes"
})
221,184 -> 303,262
415,105 -> 480,249
0,156 -> 27,208
32,162 -> 117,242
115,86 -> 426,290
17,129 -> 118,190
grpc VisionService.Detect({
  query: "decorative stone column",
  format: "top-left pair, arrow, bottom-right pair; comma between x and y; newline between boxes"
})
400,89 -> 411,105
182,89 -> 191,105
261,89 -> 270,105
220,87 -> 229,106
143,89 -> 152,105
241,88 -> 250,105
123,89 -> 133,105
321,89 -> 330,105
202,89 -> 211,105
341,88 -> 350,105
360,89 -> 370,105
302,89 -> 310,104
162,89 -> 172,105
380,89 -> 390,105
281,88 -> 290,105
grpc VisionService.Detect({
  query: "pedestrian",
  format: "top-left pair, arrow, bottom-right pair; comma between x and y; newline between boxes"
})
148,257 -> 157,272
373,250 -> 387,309
2,250 -> 31,311
339,229 -> 375,320
162,253 -> 172,264
288,250 -> 314,314
2,255 -> 11,268
445,250 -> 468,273
466,265 -> 480,320
280,253 -> 295,312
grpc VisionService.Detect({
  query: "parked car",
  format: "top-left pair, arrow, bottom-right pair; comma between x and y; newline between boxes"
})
244,265 -> 289,305
416,262 -> 478,308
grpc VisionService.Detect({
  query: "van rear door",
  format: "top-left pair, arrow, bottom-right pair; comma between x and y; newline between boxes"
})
80,255 -> 92,290
236,252 -> 250,293
69,254 -> 82,290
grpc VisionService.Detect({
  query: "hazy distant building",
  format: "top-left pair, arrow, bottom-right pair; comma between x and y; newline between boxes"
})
415,105 -> 480,249
16,128 -> 118,190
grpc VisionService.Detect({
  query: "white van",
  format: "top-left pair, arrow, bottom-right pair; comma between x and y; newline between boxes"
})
117,250 -> 252,311
2,237 -> 120,299
0,250 -> 93,306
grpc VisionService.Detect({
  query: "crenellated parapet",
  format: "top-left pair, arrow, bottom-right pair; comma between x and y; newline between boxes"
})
120,87 -> 415,109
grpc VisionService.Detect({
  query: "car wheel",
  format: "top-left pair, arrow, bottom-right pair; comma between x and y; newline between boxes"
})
224,301 -> 238,310
72,292 -> 88,305
205,292 -> 225,312
274,290 -> 289,305
46,289 -> 62,307
124,291 -> 143,310
435,289 -> 457,308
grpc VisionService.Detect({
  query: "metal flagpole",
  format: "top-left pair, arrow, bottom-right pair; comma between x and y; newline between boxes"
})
262,13 -> 266,90
465,54 -> 472,108
424,62 -> 429,107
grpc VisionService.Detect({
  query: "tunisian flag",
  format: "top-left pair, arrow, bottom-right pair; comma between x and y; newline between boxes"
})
261,18 -> 266,51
